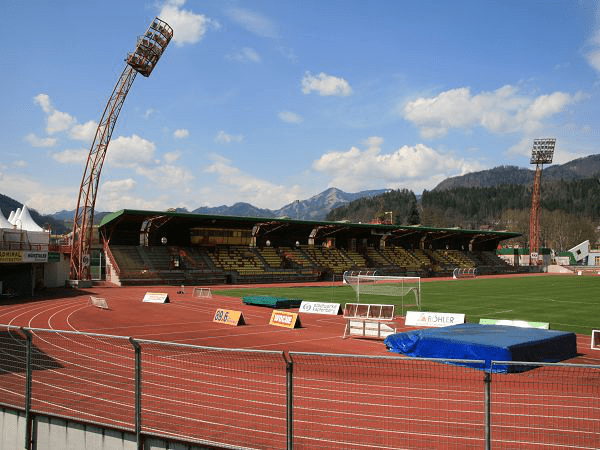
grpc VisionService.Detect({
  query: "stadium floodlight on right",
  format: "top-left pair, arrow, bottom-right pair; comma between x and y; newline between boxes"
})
343,271 -> 421,316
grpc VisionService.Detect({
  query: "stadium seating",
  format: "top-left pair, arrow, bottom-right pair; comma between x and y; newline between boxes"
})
106,241 -> 519,286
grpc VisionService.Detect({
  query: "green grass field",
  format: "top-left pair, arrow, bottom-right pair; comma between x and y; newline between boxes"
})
214,275 -> 600,335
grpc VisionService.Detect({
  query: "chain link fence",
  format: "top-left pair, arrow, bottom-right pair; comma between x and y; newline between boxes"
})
0,325 -> 597,449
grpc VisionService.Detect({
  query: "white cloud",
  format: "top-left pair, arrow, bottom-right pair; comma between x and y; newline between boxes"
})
214,130 -> 244,143
173,128 -> 190,139
136,164 -> 194,188
226,7 -> 278,39
301,72 -> 353,97
102,178 -> 136,193
24,133 -> 57,148
163,151 -> 181,163
105,134 -> 156,168
403,85 -> 578,139
159,0 -> 220,47
225,47 -> 261,63
98,191 -> 172,212
33,94 -> 76,134
0,170 -> 76,214
203,154 -> 304,208
69,120 -> 97,141
12,160 -> 27,168
585,27 -> 600,74
278,111 -> 304,124
144,108 -> 156,119
52,148 -> 87,164
33,93 -> 52,113
312,136 -> 485,192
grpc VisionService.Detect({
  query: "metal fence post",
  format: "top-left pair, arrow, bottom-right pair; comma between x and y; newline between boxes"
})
286,353 -> 293,450
129,338 -> 142,450
22,328 -> 33,450
484,371 -> 491,450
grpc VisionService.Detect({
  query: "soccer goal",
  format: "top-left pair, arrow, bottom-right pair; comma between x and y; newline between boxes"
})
343,272 -> 421,314
192,287 -> 212,298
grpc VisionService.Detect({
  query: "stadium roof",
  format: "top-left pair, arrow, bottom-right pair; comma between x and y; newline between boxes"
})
99,209 -> 521,251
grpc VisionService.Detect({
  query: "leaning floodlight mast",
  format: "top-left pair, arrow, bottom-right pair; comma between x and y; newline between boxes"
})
529,138 -> 555,265
69,18 -> 173,282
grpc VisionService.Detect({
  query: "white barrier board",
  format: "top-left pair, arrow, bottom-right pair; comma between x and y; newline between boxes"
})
346,320 -> 396,339
299,301 -> 340,315
405,311 -> 465,328
480,319 -> 549,329
143,292 -> 170,303
592,330 -> 600,351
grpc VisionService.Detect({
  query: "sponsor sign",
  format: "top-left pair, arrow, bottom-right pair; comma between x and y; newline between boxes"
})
299,301 -> 340,315
0,251 -> 23,263
479,318 -> 549,329
269,310 -> 301,329
142,292 -> 170,303
0,251 -> 49,263
213,308 -> 245,326
405,311 -> 465,328
23,251 -> 48,263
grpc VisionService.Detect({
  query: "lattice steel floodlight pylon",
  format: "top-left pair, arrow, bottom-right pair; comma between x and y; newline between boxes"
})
69,18 -> 173,281
529,138 -> 555,264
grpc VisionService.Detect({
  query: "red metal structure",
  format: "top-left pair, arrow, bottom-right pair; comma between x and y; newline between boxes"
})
529,138 -> 555,264
70,18 -> 173,281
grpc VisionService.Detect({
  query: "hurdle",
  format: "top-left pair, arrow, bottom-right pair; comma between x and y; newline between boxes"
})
592,330 -> 600,350
88,296 -> 109,310
343,303 -> 396,339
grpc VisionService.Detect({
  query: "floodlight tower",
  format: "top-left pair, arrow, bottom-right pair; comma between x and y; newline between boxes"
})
529,138 -> 555,264
69,18 -> 173,282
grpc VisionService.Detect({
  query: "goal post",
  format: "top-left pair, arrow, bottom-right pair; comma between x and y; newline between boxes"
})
192,287 -> 212,298
343,271 -> 421,315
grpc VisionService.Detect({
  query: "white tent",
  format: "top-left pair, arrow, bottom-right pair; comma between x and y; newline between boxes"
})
0,210 -> 12,229
15,205 -> 44,232
7,210 -> 15,224
10,208 -> 22,225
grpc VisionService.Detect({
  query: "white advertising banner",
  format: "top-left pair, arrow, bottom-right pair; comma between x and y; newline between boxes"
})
299,301 -> 340,315
23,251 -> 48,263
405,311 -> 465,328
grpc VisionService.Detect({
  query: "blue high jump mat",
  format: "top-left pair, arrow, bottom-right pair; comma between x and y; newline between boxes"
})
384,323 -> 577,373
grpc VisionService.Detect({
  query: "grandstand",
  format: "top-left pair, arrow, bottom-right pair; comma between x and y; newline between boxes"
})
96,209 -> 523,286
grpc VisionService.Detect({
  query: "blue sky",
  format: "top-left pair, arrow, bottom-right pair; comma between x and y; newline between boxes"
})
2,0 -> 600,214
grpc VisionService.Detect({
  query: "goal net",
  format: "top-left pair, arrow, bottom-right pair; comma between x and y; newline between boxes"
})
343,272 -> 421,314
192,287 -> 212,298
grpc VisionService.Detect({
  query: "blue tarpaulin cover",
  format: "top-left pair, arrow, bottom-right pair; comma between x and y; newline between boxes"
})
384,323 -> 577,373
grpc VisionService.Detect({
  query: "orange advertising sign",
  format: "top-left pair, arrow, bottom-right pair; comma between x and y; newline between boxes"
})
213,308 -> 245,326
269,310 -> 301,329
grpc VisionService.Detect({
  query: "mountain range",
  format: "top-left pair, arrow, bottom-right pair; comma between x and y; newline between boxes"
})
2,153 -> 599,234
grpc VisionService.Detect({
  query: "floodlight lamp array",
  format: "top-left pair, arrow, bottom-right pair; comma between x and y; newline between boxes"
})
127,17 -> 173,77
530,138 -> 555,165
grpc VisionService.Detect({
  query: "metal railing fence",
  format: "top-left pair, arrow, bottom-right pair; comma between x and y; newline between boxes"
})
0,325 -> 597,450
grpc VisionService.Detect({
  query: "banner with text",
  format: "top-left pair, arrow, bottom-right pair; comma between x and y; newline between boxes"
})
299,301 -> 340,315
269,310 -> 301,329
213,309 -> 245,326
405,311 -> 465,328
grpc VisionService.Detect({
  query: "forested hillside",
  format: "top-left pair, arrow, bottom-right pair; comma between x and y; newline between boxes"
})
326,189 -> 420,225
327,177 -> 600,251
